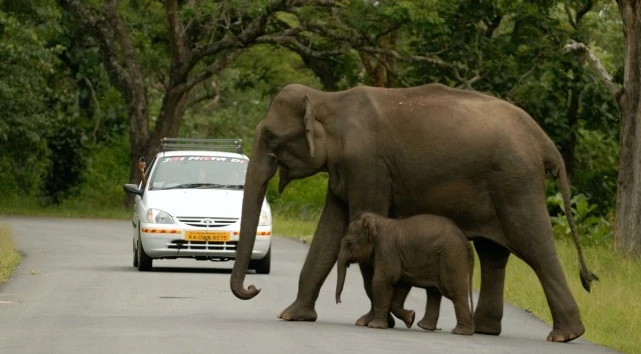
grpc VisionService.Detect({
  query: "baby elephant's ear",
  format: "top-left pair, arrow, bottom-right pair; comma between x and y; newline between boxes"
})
361,213 -> 377,241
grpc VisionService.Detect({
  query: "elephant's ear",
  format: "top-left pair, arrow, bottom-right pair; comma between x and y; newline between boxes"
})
303,94 -> 316,158
362,213 -> 377,242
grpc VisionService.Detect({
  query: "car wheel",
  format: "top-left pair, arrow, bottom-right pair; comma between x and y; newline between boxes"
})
249,246 -> 271,274
137,239 -> 153,271
133,239 -> 139,267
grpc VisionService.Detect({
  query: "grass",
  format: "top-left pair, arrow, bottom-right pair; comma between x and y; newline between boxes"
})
272,213 -> 318,244
0,224 -> 21,285
0,200 -> 130,219
493,238 -> 640,353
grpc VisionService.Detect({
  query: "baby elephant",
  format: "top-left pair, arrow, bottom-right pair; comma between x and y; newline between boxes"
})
335,212 -> 474,335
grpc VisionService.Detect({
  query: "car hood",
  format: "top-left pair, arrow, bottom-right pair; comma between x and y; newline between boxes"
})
143,188 -> 254,218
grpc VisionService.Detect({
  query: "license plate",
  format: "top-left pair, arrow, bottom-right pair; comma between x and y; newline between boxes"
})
184,231 -> 230,241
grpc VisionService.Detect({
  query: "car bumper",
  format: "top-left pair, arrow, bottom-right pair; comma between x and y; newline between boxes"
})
139,225 -> 272,261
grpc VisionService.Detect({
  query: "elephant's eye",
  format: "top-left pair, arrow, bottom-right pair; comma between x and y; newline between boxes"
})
263,129 -> 279,149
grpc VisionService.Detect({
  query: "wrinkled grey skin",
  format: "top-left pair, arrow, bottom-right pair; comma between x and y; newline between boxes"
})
230,83 -> 598,342
335,213 -> 474,335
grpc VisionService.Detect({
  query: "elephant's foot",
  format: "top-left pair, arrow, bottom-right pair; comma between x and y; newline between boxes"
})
278,301 -> 317,322
451,325 -> 474,336
417,317 -> 438,331
391,308 -> 415,328
546,323 -> 585,342
400,310 -> 415,328
474,316 -> 501,335
356,311 -> 395,328
367,318 -> 389,329
355,311 -> 373,326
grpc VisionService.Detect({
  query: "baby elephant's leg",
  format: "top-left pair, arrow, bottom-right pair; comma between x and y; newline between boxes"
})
368,273 -> 396,329
450,291 -> 474,335
389,282 -> 415,328
417,287 -> 441,331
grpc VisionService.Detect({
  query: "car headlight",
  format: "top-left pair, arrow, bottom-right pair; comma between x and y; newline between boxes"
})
258,209 -> 271,226
146,208 -> 174,224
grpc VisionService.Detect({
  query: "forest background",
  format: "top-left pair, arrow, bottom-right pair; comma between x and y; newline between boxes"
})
0,0 -> 624,247
3,1 -> 641,352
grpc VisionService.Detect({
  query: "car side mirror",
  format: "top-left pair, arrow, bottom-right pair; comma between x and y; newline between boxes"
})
123,183 -> 144,197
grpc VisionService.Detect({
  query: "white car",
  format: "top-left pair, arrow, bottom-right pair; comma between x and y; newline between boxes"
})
123,138 -> 272,273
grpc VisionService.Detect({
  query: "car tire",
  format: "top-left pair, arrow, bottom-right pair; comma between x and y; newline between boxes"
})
137,239 -> 153,271
133,239 -> 139,267
249,246 -> 271,274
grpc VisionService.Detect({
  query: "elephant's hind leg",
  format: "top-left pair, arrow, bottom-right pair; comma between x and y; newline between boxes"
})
417,287 -> 442,331
500,198 -> 585,342
279,193 -> 347,322
473,238 -> 510,336
389,283 -> 415,328
515,237 -> 585,342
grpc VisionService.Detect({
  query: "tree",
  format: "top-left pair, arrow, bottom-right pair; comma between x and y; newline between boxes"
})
565,0 -> 641,257
55,0 -> 352,195
0,0 -> 83,202
55,0 -> 480,203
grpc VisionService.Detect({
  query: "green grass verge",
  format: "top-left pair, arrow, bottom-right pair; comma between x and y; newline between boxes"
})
0,224 -> 22,285
491,238 -> 639,353
0,200 -> 130,219
272,214 -> 318,244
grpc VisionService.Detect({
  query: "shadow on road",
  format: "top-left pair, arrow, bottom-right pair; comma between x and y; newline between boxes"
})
81,265 -> 235,274
146,267 -> 233,274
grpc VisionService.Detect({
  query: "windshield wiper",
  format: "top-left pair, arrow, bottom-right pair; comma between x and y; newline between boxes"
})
159,183 -> 226,190
155,183 -> 243,190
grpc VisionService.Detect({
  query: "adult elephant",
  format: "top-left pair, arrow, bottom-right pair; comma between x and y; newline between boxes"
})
230,83 -> 598,342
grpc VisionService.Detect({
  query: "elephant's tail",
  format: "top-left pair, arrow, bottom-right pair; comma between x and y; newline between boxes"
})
467,241 -> 475,318
547,153 -> 599,292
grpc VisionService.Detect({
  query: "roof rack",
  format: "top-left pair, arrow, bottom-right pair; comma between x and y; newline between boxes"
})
160,138 -> 243,153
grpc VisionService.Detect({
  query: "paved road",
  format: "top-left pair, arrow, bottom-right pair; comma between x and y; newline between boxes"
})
0,217 -> 616,354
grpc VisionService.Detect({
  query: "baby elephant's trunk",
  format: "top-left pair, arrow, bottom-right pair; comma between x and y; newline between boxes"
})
335,261 -> 348,304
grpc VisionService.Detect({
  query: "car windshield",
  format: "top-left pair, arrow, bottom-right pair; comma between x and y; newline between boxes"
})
148,155 -> 247,191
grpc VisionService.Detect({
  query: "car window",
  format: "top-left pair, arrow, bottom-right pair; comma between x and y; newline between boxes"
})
148,155 -> 248,190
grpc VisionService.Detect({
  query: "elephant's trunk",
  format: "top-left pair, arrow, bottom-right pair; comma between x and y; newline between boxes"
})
335,260 -> 348,304
230,129 -> 277,300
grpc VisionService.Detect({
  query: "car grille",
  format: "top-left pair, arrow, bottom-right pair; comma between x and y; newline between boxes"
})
177,216 -> 239,228
168,240 -> 238,250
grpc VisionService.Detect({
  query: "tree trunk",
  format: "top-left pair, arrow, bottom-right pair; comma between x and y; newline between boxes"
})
123,85 -> 189,208
614,0 -> 641,257
562,89 -> 579,179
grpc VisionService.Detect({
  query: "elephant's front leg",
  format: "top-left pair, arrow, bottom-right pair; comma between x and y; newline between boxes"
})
355,261 -> 396,328
368,271 -> 395,329
355,261 -> 374,326
279,192 -> 347,322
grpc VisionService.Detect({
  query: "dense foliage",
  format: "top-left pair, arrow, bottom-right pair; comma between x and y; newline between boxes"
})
0,1 -> 626,237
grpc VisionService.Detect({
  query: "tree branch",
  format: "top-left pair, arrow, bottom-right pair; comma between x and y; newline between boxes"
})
191,1 -> 289,63
565,0 -> 593,29
83,77 -> 101,144
57,0 -> 132,101
188,80 -> 221,108
165,0 -> 190,74
187,49 -> 243,91
257,34 -> 349,57
563,40 -> 622,99
358,46 -> 466,71
565,1 -> 578,29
